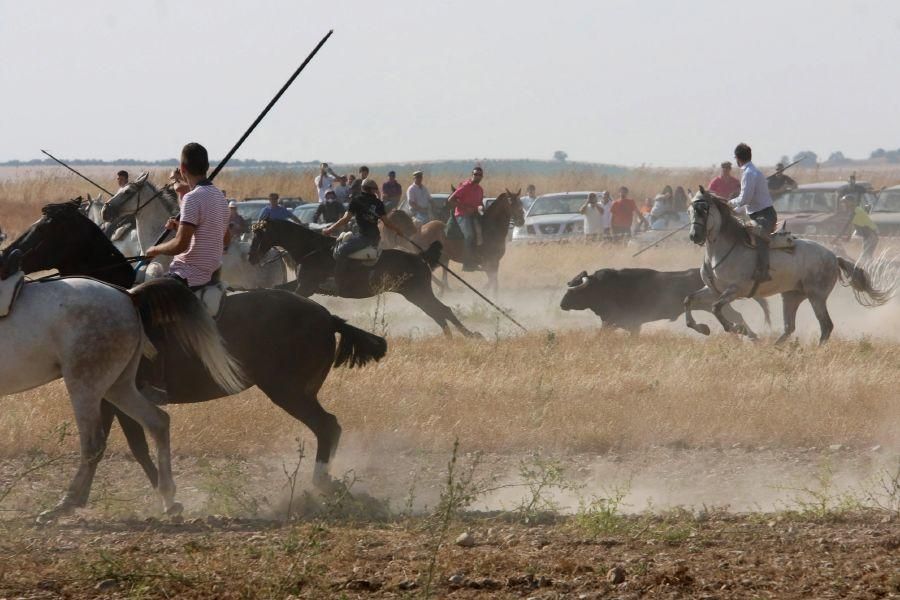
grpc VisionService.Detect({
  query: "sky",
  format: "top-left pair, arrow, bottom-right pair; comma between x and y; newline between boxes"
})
1,0 -> 899,167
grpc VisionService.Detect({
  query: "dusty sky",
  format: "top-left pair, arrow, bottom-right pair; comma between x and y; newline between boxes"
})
1,0 -> 898,167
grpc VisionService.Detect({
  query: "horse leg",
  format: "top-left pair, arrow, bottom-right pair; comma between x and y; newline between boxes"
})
776,291 -> 805,345
401,287 -> 478,337
711,285 -> 742,334
719,303 -> 757,339
104,372 -> 180,516
113,406 -> 160,489
36,391 -> 108,523
262,385 -> 343,490
684,287 -> 714,336
808,293 -> 834,344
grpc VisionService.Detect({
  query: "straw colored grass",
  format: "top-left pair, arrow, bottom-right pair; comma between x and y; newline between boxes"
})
2,330 -> 898,459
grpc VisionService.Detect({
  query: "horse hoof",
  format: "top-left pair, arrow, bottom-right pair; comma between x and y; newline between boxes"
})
35,503 -> 75,525
165,502 -> 184,517
695,324 -> 711,336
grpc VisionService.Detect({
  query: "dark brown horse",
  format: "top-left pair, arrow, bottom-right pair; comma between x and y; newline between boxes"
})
4,201 -> 387,514
383,189 -> 525,296
248,218 -> 479,337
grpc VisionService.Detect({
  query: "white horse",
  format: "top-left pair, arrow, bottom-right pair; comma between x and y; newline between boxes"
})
82,193 -> 142,258
685,189 -> 898,343
101,174 -> 288,288
0,255 -> 244,522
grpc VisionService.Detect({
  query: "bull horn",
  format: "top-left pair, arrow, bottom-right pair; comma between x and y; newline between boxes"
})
568,275 -> 591,290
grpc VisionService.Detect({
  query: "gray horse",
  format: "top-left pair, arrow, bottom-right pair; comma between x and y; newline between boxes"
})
685,189 -> 897,344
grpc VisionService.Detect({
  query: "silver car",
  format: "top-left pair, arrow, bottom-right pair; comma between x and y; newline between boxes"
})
512,192 -> 598,242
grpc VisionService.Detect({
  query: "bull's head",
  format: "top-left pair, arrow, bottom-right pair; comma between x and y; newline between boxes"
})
560,270 -> 593,311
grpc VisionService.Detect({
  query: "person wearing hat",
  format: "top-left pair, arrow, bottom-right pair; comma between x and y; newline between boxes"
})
708,161 -> 741,200
406,170 -> 433,225
767,162 -> 797,198
227,200 -> 248,239
382,170 -> 403,212
840,194 -> 878,262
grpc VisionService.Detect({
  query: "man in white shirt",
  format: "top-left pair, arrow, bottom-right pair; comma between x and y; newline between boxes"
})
406,170 -> 432,225
579,192 -> 605,242
521,184 -> 537,212
729,143 -> 777,282
599,191 -> 613,240
314,162 -> 337,203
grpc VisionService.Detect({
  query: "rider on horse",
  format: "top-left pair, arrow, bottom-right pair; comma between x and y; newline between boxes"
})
323,178 -> 398,293
145,142 -> 230,288
729,143 -> 776,283
446,166 -> 485,271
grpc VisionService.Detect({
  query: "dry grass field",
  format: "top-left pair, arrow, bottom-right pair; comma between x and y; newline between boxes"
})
2,167 -> 900,598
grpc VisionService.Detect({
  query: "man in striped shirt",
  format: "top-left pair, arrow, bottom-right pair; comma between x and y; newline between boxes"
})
146,142 -> 229,288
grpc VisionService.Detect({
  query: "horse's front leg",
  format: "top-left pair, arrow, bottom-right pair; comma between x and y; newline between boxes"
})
711,285 -> 745,335
685,286 -> 714,336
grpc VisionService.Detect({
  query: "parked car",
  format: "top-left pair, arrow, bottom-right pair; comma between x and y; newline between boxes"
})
511,192 -> 597,242
773,179 -> 876,237
869,184 -> 900,235
234,199 -> 270,227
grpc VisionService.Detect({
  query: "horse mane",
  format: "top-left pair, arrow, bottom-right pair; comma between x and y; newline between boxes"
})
704,193 -> 752,243
42,198 -> 84,216
386,209 -> 417,236
257,217 -> 336,251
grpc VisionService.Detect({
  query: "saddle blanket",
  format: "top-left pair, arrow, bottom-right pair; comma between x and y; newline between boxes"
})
0,271 -> 25,318
194,281 -> 228,319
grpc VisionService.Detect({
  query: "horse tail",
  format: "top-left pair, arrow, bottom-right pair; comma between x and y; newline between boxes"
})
752,296 -> 771,326
130,279 -> 245,393
419,241 -> 443,271
332,316 -> 387,368
837,254 -> 899,307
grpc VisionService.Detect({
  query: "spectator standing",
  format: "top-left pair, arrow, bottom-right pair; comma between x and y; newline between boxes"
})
348,166 -> 369,200
579,192 -> 605,242
406,170 -> 432,225
610,186 -> 647,241
708,161 -> 741,199
600,191 -> 613,240
259,192 -> 300,223
333,175 -> 350,202
227,201 -> 248,238
314,190 -> 347,226
314,162 -> 337,203
382,170 -> 402,212
841,195 -> 878,262
521,184 -> 537,212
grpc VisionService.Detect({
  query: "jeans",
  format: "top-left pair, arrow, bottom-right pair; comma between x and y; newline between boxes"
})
750,206 -> 777,235
334,233 -> 379,259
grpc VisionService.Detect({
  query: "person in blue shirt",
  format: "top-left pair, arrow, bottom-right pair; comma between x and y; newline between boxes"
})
259,192 -> 301,223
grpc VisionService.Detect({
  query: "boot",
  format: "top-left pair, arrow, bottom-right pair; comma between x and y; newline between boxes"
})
753,236 -> 772,283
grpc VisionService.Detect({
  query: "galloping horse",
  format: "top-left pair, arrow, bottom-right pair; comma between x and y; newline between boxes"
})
101,173 -> 288,289
382,190 -> 525,296
685,189 -> 897,343
248,218 -> 479,337
6,200 -> 388,495
81,192 -> 142,257
0,210 -> 244,521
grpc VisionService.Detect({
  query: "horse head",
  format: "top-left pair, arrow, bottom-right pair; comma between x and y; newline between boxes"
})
102,171 -> 151,222
4,199 -> 98,273
248,219 -> 275,265
506,188 -> 525,227
688,187 -> 713,246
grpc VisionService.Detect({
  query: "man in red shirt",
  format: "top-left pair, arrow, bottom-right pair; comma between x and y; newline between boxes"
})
708,161 -> 741,199
447,166 -> 485,270
609,186 -> 647,241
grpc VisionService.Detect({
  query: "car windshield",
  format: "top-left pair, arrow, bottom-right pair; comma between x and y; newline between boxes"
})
293,204 -> 318,224
773,190 -> 837,213
873,191 -> 900,212
528,195 -> 588,216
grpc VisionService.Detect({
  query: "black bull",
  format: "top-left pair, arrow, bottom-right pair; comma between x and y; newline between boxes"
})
560,268 -> 770,336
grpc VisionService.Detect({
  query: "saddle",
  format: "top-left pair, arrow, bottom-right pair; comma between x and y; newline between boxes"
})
743,222 -> 796,252
193,281 -> 228,320
336,231 -> 381,266
0,250 -> 26,319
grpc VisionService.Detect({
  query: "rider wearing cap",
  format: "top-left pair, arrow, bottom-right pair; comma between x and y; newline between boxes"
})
729,143 -> 776,283
767,162 -> 797,198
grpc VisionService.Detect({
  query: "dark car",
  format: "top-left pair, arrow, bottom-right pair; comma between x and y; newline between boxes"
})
773,179 -> 877,237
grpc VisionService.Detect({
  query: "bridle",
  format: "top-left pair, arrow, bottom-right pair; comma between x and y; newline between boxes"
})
106,179 -> 178,219
693,197 -> 738,270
